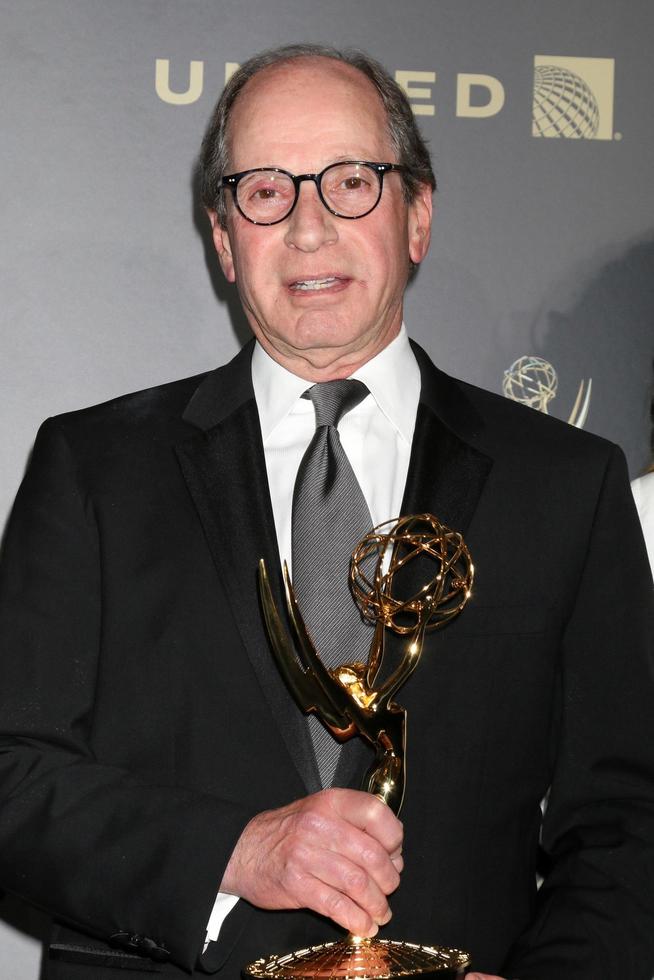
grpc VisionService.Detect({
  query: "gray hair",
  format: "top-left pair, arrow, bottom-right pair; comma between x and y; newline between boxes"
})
199,43 -> 436,226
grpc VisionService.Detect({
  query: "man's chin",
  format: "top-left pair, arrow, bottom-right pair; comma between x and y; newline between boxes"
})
277,338 -> 384,382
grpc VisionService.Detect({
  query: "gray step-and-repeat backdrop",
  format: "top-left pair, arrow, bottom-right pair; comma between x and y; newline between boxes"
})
1,1 -> 653,975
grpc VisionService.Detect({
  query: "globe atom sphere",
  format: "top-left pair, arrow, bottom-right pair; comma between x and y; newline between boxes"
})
350,514 -> 474,635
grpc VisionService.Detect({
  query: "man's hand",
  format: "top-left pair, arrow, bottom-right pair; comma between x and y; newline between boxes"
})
220,788 -> 403,937
465,974 -> 507,979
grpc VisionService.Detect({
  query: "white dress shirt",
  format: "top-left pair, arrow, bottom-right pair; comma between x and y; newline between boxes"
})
204,325 -> 421,949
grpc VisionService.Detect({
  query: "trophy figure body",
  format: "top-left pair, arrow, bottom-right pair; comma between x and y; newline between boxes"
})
246,514 -> 474,979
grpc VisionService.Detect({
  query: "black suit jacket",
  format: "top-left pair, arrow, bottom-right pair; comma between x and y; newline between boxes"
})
0,341 -> 652,979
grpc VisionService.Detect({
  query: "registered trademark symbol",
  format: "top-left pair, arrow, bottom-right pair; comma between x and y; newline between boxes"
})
614,131 -> 622,140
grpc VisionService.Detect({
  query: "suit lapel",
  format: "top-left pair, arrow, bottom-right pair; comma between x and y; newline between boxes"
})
403,342 -> 493,536
175,343 -> 322,795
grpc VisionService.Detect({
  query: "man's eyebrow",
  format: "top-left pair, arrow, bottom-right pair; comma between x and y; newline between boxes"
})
259,155 -> 378,172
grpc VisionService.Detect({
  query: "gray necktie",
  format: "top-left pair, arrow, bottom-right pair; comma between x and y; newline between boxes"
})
292,379 -> 373,787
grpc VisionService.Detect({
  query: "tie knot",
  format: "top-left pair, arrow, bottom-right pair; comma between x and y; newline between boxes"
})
305,379 -> 369,428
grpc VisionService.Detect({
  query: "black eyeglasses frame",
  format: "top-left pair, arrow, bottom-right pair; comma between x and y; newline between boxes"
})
220,161 -> 407,225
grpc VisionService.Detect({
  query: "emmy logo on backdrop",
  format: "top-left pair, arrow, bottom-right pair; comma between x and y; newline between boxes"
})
502,354 -> 592,429
248,514 -> 474,980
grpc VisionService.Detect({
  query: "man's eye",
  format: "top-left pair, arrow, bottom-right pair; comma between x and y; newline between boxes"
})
327,171 -> 375,196
339,176 -> 372,192
252,187 -> 278,200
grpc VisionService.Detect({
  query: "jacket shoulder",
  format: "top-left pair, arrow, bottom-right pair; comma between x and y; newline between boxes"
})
454,374 -> 617,466
53,373 -> 210,428
33,372 -> 214,466
411,339 -> 616,468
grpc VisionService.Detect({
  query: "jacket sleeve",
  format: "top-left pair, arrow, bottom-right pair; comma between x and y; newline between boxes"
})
504,444 -> 654,980
0,419 -> 255,972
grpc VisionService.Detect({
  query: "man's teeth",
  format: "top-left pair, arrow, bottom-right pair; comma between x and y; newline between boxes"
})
292,277 -> 338,290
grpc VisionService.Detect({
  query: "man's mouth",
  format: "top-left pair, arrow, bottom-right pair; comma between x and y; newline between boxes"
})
289,276 -> 345,291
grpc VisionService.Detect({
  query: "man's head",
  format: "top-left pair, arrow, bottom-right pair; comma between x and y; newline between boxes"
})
200,44 -> 435,380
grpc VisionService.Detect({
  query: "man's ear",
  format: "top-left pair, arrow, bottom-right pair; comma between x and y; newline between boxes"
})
407,183 -> 433,266
207,208 -> 236,283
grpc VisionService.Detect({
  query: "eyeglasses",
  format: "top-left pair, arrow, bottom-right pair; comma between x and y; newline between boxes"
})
221,161 -> 407,225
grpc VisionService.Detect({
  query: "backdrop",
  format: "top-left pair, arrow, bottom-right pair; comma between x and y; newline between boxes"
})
1,0 -> 653,975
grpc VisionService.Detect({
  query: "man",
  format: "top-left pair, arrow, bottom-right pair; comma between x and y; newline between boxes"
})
0,43 -> 653,980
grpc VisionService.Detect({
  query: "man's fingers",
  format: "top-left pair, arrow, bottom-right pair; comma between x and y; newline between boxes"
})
320,820 -> 402,897
291,790 -> 402,898
330,789 -> 403,856
312,882 -> 380,937
305,848 -> 392,928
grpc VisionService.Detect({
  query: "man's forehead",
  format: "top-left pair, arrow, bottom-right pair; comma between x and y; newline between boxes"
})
241,55 -> 375,98
231,56 -> 387,130
226,57 -> 393,171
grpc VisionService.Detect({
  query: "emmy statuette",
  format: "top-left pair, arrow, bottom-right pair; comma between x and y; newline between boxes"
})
246,514 -> 474,979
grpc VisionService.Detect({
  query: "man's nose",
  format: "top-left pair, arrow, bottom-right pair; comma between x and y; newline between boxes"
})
283,180 -> 338,252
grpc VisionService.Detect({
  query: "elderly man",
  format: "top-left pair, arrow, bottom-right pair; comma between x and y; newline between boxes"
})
0,44 -> 653,980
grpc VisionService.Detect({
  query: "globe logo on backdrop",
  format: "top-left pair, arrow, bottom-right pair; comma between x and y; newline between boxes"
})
532,56 -> 615,140
503,355 -> 592,429
533,65 -> 599,138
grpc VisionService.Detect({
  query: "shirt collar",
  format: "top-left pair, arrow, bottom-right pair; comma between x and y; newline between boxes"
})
351,325 -> 419,447
251,324 -> 419,445
251,343 -> 311,441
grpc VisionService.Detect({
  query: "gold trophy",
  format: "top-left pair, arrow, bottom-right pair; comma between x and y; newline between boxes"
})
247,514 -> 474,979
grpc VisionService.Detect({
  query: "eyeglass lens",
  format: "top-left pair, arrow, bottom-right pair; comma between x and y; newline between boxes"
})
235,163 -> 382,222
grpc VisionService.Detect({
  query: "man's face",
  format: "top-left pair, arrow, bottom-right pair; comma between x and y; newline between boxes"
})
211,57 -> 432,380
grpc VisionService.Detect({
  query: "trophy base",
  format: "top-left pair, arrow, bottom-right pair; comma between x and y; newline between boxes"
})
244,935 -> 470,978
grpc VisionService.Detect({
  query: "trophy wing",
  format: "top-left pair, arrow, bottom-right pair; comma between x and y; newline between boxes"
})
258,560 -> 353,735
